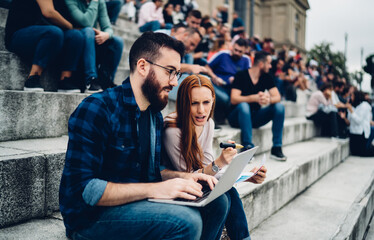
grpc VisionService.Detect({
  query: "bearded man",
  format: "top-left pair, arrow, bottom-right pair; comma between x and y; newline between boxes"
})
206,38 -> 251,125
59,32 -> 229,240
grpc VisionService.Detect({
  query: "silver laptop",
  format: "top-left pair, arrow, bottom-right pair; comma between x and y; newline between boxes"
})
149,146 -> 259,207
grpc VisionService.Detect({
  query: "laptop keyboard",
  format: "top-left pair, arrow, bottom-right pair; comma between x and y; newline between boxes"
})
174,184 -> 212,203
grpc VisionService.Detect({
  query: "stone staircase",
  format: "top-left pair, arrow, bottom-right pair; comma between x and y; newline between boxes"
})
1,6 -> 374,240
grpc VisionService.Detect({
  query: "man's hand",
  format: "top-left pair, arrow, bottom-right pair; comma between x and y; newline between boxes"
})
229,76 -> 235,84
246,166 -> 267,184
212,76 -> 226,86
183,172 -> 218,190
257,91 -> 270,105
345,103 -> 353,113
189,65 -> 207,74
149,178 -> 205,200
93,28 -> 110,45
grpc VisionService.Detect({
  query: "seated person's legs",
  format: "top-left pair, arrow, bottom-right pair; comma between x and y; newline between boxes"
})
8,25 -> 64,91
57,29 -> 85,92
367,126 -> 374,149
199,193 -> 230,240
213,84 -> 231,124
80,27 -> 98,87
139,20 -> 161,32
224,187 -> 250,240
251,103 -> 285,147
96,36 -> 124,89
252,103 -> 286,160
228,102 -> 254,148
72,200 -> 202,240
105,0 -> 122,24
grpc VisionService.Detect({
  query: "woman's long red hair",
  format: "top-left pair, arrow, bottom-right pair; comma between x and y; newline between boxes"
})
165,74 -> 216,171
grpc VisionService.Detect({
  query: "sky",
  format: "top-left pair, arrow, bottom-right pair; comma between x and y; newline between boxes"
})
306,0 -> 374,92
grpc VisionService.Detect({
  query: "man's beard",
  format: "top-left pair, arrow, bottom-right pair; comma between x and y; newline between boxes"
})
141,69 -> 172,111
231,54 -> 241,61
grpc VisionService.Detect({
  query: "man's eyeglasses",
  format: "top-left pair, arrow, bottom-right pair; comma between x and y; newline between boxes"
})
146,60 -> 182,80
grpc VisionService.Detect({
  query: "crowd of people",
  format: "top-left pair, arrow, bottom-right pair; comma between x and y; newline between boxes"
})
3,0 -> 373,239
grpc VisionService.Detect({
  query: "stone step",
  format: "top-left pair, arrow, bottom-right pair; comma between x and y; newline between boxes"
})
236,137 -> 350,231
250,155 -> 374,240
0,90 -> 89,142
0,87 -> 309,141
116,14 -> 141,32
112,24 -> 141,41
213,116 -> 317,157
0,137 -> 349,238
0,136 -> 68,228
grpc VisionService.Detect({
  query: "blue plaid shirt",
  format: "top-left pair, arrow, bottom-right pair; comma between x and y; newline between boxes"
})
59,78 -> 164,236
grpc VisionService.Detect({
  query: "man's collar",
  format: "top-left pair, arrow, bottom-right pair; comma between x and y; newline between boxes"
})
121,77 -> 138,107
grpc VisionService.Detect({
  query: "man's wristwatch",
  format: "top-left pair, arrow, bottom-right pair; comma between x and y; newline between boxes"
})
212,161 -> 220,173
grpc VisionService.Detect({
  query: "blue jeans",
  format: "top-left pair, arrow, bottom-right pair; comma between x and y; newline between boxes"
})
105,0 -> 122,24
139,20 -> 161,32
213,84 -> 231,121
228,102 -> 285,147
80,27 -> 124,84
367,126 -> 374,149
224,188 -> 250,240
8,25 -> 84,71
71,195 -> 229,240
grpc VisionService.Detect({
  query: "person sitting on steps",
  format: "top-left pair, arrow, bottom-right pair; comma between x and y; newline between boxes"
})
4,0 -> 85,93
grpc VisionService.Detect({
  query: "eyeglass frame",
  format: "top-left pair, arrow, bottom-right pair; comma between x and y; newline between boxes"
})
145,60 -> 182,81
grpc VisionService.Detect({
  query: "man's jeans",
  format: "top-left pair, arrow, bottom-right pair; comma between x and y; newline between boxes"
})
213,84 -> 231,122
224,188 -> 250,240
80,27 -> 123,84
139,21 -> 173,32
228,102 -> 285,147
71,195 -> 229,240
105,0 -> 122,24
9,25 -> 84,71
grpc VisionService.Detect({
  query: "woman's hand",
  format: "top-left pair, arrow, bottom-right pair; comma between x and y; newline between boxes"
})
246,166 -> 267,184
217,146 -> 237,167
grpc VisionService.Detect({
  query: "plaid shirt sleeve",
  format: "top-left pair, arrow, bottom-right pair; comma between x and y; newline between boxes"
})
59,95 -> 111,234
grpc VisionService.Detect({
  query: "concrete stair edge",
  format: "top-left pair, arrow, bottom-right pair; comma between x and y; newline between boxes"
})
249,155 -> 374,240
238,139 -> 349,230
0,88 -> 310,142
331,171 -> 374,240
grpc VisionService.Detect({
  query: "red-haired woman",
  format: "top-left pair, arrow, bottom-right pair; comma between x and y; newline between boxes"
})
163,74 -> 267,240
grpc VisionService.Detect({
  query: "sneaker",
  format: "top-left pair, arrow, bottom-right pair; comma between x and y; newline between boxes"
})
270,146 -> 287,161
97,67 -> 113,90
58,77 -> 80,93
86,77 -> 103,93
240,143 -> 255,153
24,75 -> 44,92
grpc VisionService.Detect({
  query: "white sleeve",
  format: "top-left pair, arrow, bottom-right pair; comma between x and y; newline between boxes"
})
163,127 -> 188,172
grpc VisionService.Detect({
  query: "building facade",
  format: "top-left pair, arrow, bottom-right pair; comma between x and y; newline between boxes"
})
196,0 -> 310,52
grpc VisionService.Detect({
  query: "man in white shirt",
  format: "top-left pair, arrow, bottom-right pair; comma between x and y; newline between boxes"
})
138,0 -> 172,32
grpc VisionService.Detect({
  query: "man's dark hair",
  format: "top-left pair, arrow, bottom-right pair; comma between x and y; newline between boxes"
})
129,32 -> 185,73
352,90 -> 366,107
188,9 -> 202,19
184,27 -> 203,41
172,22 -> 187,32
234,38 -> 248,48
333,80 -> 345,89
253,51 -> 270,66
202,22 -> 213,31
319,82 -> 333,92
